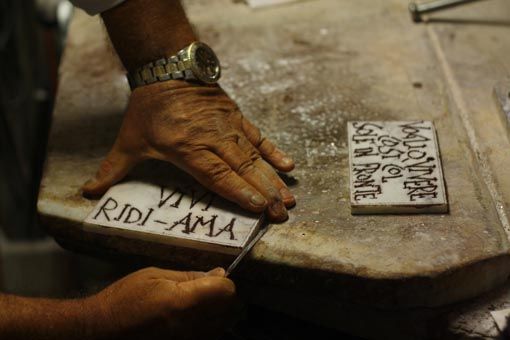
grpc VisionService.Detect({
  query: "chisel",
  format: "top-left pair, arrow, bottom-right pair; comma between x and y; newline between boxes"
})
225,223 -> 269,277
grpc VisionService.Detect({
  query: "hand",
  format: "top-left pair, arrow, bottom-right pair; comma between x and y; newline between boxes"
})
82,81 -> 295,221
88,267 -> 239,340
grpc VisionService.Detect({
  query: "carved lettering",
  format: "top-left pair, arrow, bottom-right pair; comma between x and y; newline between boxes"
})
86,179 -> 263,249
124,207 -> 142,224
214,218 -> 237,240
93,197 -> 118,221
159,186 -> 185,208
348,121 -> 447,212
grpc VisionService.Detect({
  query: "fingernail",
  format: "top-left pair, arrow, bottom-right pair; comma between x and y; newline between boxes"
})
282,157 -> 293,166
83,179 -> 94,187
207,267 -> 226,277
82,179 -> 98,192
270,200 -> 288,220
250,194 -> 267,207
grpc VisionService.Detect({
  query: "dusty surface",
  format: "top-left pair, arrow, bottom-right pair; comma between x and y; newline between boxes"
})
38,0 -> 510,338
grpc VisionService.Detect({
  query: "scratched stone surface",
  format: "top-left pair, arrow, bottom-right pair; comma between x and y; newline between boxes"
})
348,121 -> 448,214
38,0 -> 510,338
84,164 -> 262,255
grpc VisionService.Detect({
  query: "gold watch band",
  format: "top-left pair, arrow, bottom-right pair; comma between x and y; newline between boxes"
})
127,50 -> 194,89
127,42 -> 221,89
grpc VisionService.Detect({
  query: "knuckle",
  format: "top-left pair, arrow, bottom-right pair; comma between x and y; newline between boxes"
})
223,134 -> 240,145
228,110 -> 243,124
260,138 -> 276,153
248,149 -> 261,162
207,164 -> 232,184
212,138 -> 239,154
235,159 -> 255,176
98,158 -> 115,176
138,266 -> 159,276
181,271 -> 199,281
257,137 -> 268,148
151,130 -> 184,151
250,128 -> 263,146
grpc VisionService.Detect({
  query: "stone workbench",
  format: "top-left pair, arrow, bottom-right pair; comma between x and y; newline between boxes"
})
38,0 -> 510,338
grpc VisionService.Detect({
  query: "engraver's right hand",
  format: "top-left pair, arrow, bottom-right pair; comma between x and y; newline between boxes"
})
82,80 -> 296,222
88,267 -> 239,340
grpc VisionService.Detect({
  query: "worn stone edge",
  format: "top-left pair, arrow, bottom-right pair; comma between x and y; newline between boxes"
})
38,201 -> 510,308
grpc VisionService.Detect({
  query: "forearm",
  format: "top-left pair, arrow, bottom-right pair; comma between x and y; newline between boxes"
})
101,0 -> 197,72
0,293 -> 105,340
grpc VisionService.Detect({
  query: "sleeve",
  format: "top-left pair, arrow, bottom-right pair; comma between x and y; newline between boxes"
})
69,0 -> 127,15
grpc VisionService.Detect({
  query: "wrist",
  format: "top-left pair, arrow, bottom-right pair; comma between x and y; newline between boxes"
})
133,78 -> 217,94
0,294 -> 104,340
102,0 -> 197,72
77,295 -> 112,340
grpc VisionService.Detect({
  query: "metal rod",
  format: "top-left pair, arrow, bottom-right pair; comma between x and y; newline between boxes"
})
409,0 -> 488,22
225,222 -> 269,277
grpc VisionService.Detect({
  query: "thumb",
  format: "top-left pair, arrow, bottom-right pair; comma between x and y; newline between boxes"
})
206,267 -> 226,277
82,148 -> 136,196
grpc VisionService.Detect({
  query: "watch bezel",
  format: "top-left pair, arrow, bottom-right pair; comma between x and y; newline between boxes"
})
186,42 -> 221,84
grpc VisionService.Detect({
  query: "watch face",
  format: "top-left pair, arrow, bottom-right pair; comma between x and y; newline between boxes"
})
190,42 -> 221,83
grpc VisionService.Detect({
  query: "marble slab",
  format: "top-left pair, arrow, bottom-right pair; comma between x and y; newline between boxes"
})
39,2 -> 510,329
348,121 -> 448,214
84,171 -> 263,255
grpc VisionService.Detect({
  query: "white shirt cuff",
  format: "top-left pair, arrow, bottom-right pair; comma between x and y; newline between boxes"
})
69,0 -> 127,15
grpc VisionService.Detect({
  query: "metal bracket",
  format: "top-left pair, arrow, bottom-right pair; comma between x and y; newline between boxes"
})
409,0 -> 489,23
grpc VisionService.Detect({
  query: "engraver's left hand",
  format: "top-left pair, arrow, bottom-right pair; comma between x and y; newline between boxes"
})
82,80 -> 295,222
87,267 -> 239,340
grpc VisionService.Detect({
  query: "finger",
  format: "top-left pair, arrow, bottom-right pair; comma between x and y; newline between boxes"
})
206,267 -> 226,277
215,142 -> 288,222
236,136 -> 295,208
175,276 -> 236,310
173,276 -> 240,338
241,117 -> 295,172
82,147 -> 137,197
137,267 -> 211,282
181,151 -> 268,213
254,159 -> 295,208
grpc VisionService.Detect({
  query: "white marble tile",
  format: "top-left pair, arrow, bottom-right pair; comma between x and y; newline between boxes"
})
348,121 -> 448,214
490,308 -> 510,334
245,0 -> 303,8
84,176 -> 263,255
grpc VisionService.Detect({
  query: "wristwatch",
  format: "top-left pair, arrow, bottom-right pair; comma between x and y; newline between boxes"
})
127,41 -> 221,89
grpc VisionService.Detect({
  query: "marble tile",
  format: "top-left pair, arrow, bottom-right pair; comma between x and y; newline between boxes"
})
245,0 -> 304,8
490,308 -> 510,334
348,121 -> 448,214
84,175 -> 263,255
